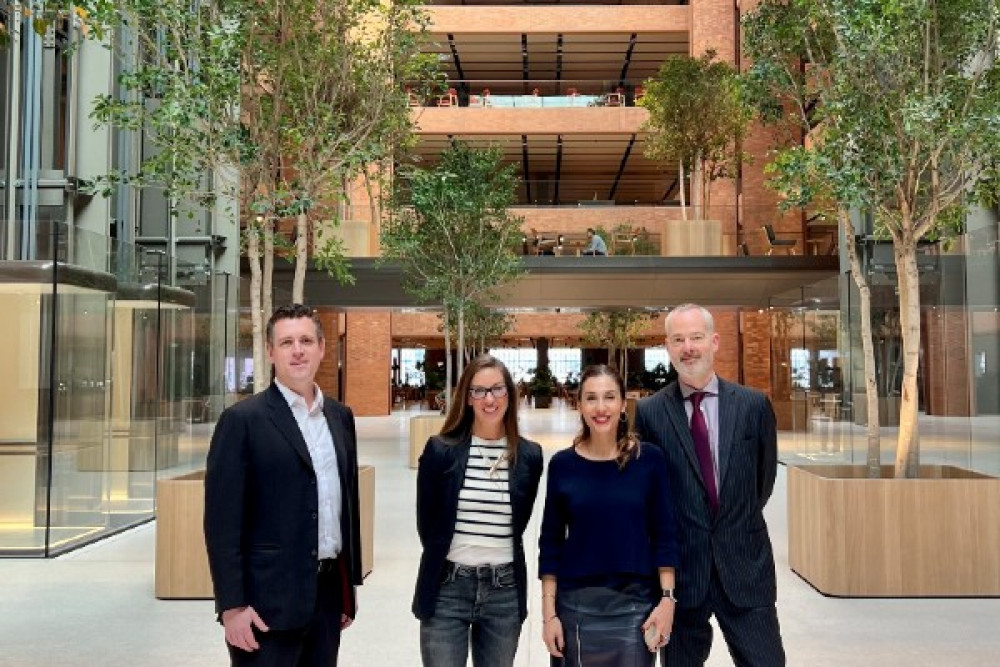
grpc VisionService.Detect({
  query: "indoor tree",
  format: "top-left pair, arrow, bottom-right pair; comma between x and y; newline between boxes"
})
744,0 -> 1000,477
640,51 -> 755,220
381,143 -> 525,405
578,309 -> 650,384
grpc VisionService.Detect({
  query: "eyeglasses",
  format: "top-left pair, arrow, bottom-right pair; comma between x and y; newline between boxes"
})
469,384 -> 508,400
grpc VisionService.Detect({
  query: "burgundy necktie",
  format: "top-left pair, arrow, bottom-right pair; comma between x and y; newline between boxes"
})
689,391 -> 719,515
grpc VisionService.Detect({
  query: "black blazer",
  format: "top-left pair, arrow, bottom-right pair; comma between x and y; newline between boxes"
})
634,379 -> 778,609
412,434 -> 544,621
204,383 -> 363,631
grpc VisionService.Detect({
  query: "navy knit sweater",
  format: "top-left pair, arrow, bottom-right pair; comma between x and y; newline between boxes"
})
538,443 -> 679,588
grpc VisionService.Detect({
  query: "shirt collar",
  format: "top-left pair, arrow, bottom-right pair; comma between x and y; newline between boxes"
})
274,379 -> 324,415
679,374 -> 719,400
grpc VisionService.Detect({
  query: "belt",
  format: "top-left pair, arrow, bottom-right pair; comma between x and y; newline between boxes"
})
445,560 -> 514,580
318,557 -> 339,573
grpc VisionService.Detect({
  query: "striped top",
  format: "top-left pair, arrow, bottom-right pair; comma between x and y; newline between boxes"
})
446,436 -> 514,566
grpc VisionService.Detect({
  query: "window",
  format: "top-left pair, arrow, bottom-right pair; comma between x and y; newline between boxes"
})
548,348 -> 582,383
644,348 -> 669,371
393,348 -> 425,386
488,348 -> 537,383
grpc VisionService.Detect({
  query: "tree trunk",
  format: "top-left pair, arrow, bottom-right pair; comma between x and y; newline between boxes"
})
292,211 -> 308,304
248,226 -> 267,393
457,306 -> 465,381
263,217 -> 274,317
678,161 -> 688,221
443,307 -> 453,413
841,210 -> 881,478
692,153 -> 703,221
893,235 -> 921,479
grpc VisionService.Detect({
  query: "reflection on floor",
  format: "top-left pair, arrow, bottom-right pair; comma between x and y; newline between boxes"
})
0,402 -> 998,666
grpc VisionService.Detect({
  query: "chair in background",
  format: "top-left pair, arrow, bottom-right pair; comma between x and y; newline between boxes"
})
437,87 -> 458,107
405,86 -> 421,107
761,224 -> 796,255
738,241 -> 750,256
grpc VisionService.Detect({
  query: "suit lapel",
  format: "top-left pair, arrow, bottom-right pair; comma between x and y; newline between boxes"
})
323,402 -> 350,482
662,384 -> 705,489
265,384 -> 314,469
716,379 -> 738,491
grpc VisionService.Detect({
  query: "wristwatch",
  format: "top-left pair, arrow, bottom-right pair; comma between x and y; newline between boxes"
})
662,588 -> 677,602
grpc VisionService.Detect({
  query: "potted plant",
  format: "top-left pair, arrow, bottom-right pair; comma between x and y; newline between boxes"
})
744,0 -> 1000,596
529,366 -> 556,409
416,360 -> 445,411
640,50 -> 754,256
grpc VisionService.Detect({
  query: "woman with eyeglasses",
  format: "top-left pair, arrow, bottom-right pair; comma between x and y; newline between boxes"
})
413,354 -> 544,666
538,364 -> 678,666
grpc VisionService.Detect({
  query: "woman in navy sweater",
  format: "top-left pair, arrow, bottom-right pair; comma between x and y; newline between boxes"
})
538,365 -> 678,666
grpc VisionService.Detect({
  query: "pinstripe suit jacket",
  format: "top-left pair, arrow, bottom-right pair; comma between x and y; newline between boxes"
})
634,378 -> 778,609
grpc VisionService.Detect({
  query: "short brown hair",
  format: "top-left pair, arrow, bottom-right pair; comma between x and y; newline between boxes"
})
266,304 -> 324,345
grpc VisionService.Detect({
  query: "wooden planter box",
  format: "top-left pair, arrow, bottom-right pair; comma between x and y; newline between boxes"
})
662,219 -> 723,256
155,465 -> 375,599
409,414 -> 446,469
788,464 -> 1000,597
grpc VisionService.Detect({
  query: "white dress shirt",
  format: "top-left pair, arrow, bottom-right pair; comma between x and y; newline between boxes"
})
275,379 -> 342,559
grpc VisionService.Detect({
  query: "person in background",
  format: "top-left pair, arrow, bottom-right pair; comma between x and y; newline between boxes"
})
539,365 -> 678,666
413,354 -> 544,667
583,228 -> 608,256
635,304 -> 785,666
204,304 -> 363,667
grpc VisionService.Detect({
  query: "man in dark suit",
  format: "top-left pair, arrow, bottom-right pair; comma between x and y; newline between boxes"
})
635,304 -> 784,666
204,304 -> 362,666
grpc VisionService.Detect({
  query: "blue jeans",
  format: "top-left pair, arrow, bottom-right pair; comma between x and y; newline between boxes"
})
420,561 -> 522,667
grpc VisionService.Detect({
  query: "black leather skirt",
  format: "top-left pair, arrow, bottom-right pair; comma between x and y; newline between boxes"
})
552,581 -> 657,667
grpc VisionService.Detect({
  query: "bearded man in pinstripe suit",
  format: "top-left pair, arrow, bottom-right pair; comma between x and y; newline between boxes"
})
635,304 -> 785,667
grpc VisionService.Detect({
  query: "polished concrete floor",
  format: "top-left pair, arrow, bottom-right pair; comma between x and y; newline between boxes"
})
1,403 -> 999,666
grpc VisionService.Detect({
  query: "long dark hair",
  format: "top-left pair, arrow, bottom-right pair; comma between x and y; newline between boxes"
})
573,364 -> 639,470
440,354 -> 521,462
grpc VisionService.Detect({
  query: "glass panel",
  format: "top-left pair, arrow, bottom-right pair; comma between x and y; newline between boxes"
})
44,286 -> 113,555
0,287 -> 48,554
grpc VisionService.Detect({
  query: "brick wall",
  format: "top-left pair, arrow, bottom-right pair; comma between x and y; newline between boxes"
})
738,0 -> 805,257
391,311 -> 666,341
710,309 -> 740,383
344,311 -> 392,416
741,310 -> 772,396
315,307 -> 341,401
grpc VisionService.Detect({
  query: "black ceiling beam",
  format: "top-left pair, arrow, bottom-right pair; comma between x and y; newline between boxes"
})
555,34 -> 564,94
521,135 -> 531,202
618,33 -> 637,86
661,177 -> 679,202
554,136 -> 564,205
447,34 -> 465,82
521,35 -> 530,92
608,135 -> 637,200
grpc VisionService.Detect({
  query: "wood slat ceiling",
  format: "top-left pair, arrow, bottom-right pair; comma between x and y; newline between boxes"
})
406,133 -> 677,205
423,31 -> 688,86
